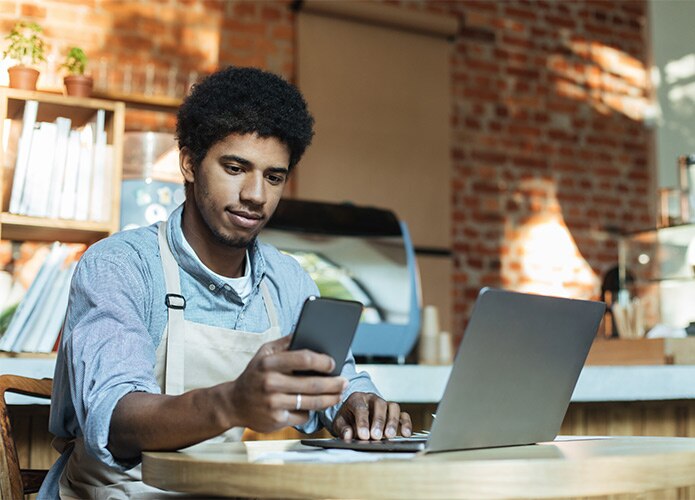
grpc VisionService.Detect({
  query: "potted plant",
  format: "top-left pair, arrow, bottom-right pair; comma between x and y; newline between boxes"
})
2,21 -> 46,90
61,47 -> 93,97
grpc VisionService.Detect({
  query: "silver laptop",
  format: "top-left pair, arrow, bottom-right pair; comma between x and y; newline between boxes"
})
302,287 -> 605,453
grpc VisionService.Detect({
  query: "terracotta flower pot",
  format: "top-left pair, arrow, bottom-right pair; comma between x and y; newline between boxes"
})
7,66 -> 39,90
64,75 -> 93,97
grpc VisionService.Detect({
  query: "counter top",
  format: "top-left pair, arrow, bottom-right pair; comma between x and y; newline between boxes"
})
4,357 -> 695,405
359,364 -> 695,404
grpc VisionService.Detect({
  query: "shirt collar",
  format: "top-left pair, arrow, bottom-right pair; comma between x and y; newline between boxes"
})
166,204 -> 266,292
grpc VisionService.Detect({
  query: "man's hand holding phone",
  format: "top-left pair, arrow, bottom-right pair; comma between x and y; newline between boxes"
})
230,296 -> 412,440
229,335 -> 348,433
286,296 -> 412,441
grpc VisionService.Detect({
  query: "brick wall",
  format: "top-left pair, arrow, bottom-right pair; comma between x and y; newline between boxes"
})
430,0 -> 653,334
0,0 -> 653,338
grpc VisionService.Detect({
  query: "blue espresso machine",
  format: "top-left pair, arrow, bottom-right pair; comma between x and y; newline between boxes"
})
261,198 -> 421,363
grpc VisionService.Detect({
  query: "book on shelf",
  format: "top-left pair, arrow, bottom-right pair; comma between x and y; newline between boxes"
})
101,144 -> 114,223
89,110 -> 107,222
0,242 -> 84,353
18,259 -> 77,352
73,125 -> 94,221
23,122 -> 58,216
44,117 -> 72,219
8,100 -> 38,215
0,242 -> 65,351
5,104 -> 113,224
58,130 -> 82,220
35,261 -> 76,353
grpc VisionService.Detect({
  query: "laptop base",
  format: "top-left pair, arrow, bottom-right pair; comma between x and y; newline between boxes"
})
301,437 -> 427,452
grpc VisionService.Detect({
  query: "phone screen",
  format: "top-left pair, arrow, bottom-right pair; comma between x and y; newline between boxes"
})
289,296 -> 363,376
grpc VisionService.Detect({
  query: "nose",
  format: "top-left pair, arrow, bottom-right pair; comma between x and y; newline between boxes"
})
239,170 -> 266,206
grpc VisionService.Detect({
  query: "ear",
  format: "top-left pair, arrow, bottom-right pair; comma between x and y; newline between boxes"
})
179,147 -> 196,184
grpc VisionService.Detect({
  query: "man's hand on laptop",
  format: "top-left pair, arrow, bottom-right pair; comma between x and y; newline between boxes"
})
333,392 -> 412,441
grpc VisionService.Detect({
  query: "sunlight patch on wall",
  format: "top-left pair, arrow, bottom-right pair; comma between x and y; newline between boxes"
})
548,38 -> 651,122
502,178 -> 599,300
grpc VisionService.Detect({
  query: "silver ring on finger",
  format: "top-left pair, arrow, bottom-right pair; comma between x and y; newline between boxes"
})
295,393 -> 302,411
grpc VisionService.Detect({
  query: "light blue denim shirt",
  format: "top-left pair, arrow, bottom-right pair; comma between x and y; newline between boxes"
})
41,204 -> 378,498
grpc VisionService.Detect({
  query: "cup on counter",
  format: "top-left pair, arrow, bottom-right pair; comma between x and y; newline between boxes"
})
419,305 -> 440,364
438,331 -> 454,365
421,305 -> 440,337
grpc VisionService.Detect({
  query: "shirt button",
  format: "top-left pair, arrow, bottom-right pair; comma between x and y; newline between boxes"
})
208,284 -> 216,291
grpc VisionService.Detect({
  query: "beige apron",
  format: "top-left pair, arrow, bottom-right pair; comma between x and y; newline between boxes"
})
58,221 -> 281,499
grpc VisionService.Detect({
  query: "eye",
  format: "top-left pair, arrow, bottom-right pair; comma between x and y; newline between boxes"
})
224,164 -> 244,174
266,173 -> 286,185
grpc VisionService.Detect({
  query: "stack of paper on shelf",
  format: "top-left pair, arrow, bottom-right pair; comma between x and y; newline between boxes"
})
7,106 -> 113,224
0,242 -> 85,353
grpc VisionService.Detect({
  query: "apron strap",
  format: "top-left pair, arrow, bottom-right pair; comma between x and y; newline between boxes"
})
259,281 -> 281,331
158,221 -> 186,395
158,218 -> 282,395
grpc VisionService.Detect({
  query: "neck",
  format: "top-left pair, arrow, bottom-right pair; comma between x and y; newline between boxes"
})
181,202 -> 248,278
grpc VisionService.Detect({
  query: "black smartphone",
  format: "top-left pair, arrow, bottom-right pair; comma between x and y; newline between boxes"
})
289,296 -> 363,376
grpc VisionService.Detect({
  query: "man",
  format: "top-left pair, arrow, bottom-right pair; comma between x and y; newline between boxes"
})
39,67 -> 411,499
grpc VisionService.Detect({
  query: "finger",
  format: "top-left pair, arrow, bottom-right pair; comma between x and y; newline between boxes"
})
333,413 -> 354,440
400,411 -> 413,437
369,397 -> 388,440
257,335 -> 291,357
261,349 -> 336,374
261,372 -> 348,396
384,402 -> 402,438
351,396 -> 371,441
274,393 -> 343,411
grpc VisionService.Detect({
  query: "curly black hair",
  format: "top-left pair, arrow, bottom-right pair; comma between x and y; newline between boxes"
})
176,66 -> 315,172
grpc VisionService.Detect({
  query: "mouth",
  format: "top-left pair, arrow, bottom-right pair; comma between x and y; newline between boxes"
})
227,209 -> 265,230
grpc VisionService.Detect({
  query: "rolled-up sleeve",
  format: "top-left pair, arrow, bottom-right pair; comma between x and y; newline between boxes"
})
64,247 -> 161,470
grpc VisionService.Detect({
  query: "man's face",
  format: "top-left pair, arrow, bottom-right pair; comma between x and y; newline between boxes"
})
183,132 -> 290,249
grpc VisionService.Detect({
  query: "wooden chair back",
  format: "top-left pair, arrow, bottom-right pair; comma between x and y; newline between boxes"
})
0,375 -> 52,499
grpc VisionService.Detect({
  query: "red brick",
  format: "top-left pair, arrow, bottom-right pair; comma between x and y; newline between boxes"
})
223,19 -> 267,36
504,5 -> 538,21
261,5 -> 282,21
272,24 -> 293,41
233,2 -> 257,17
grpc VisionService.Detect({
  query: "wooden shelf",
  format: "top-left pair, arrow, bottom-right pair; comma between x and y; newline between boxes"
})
28,85 -> 180,112
3,88 -> 122,126
0,351 -> 56,359
0,88 -> 125,244
0,213 -> 113,243
92,89 -> 181,111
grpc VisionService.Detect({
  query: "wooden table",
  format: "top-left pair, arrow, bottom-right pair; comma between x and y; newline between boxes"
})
142,436 -> 695,499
